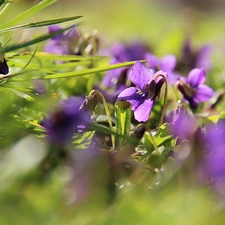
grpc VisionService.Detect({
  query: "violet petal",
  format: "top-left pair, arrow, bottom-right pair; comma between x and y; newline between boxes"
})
130,61 -> 153,91
145,53 -> 159,70
117,87 -> 145,110
188,68 -> 206,87
45,40 -> 70,55
134,99 -> 154,122
160,54 -> 177,72
196,84 -> 214,102
48,25 -> 64,41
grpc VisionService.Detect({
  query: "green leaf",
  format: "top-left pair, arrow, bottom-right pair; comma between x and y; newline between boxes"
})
0,16 -> 82,33
0,0 -> 56,29
219,111 -> 225,120
206,115 -> 220,124
115,100 -> 131,148
205,111 -> 225,124
73,131 -> 95,149
88,122 -> 118,136
0,25 -> 74,54
154,123 -> 174,147
143,132 -> 154,154
43,60 -> 146,79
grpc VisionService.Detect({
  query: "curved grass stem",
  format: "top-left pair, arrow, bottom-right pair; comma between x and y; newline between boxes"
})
88,89 -> 115,149
154,73 -> 168,127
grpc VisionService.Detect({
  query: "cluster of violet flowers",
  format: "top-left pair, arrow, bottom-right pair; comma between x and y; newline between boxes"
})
40,24 -> 225,202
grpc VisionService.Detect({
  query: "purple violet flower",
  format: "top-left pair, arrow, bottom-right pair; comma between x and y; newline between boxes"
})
177,68 -> 214,109
42,96 -> 90,145
117,61 -> 167,122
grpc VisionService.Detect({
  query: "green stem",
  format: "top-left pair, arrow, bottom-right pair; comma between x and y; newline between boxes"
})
154,73 -> 168,127
88,89 -> 115,150
145,125 -> 160,155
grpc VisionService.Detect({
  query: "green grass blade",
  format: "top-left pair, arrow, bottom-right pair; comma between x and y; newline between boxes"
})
43,60 -> 145,79
0,16 -> 82,33
0,25 -> 74,54
0,0 -> 56,29
7,52 -> 106,62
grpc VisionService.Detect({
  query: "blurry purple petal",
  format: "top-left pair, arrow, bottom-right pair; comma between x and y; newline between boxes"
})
102,59 -> 126,87
45,40 -> 70,55
160,54 -> 177,72
134,99 -> 154,122
145,53 -> 159,70
188,68 -> 206,87
169,110 -> 197,141
196,84 -> 214,102
130,61 -> 153,90
48,25 -> 61,33
43,96 -> 90,145
66,25 -> 80,40
48,25 -> 64,41
203,122 -> 225,195
197,45 -> 213,71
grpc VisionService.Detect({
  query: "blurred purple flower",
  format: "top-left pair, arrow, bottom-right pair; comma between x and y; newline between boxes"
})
69,142 -> 107,204
117,61 -> 167,122
42,96 -> 90,145
202,121 -> 225,196
110,42 -> 149,62
177,68 -> 214,109
33,79 -> 46,95
178,39 -> 213,72
145,53 -> 179,83
45,25 -> 80,55
168,108 -> 197,142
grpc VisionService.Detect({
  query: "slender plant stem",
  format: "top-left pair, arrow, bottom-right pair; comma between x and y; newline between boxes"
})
145,125 -> 160,155
88,89 -> 115,149
154,73 -> 168,127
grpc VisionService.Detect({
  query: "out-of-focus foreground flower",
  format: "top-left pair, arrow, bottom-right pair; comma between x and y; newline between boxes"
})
202,121 -> 225,197
45,24 -> 99,56
42,97 -> 90,145
177,39 -> 213,73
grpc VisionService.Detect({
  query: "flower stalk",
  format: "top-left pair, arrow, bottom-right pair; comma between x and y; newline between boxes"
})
88,89 -> 115,149
154,73 -> 168,127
